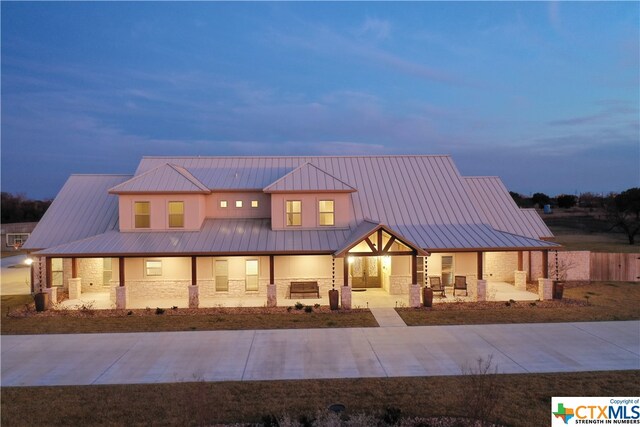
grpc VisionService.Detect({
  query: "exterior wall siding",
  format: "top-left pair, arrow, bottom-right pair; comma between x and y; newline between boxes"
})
484,252 -> 518,282
79,258 -> 105,292
119,194 -> 206,231
270,193 -> 352,229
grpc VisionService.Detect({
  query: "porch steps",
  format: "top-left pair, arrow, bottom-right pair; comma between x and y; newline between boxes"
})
369,307 -> 407,327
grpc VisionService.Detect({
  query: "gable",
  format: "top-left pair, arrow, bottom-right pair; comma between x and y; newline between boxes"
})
263,162 -> 356,193
109,163 -> 210,194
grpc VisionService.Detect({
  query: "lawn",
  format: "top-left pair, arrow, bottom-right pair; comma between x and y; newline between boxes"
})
1,296 -> 378,334
2,371 -> 638,426
397,281 -> 640,326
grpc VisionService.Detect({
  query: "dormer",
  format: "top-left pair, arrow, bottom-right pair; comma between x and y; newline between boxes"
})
263,163 -> 356,230
109,163 -> 210,231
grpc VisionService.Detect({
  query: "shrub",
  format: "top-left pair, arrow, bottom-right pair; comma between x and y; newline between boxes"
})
294,301 -> 304,310
314,303 -> 321,309
287,306 -> 293,312
155,307 -> 165,315
459,355 -> 502,426
304,306 -> 313,313
381,406 -> 402,425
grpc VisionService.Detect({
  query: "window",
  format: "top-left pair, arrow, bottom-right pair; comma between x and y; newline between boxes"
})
245,259 -> 258,291
235,200 -> 243,208
168,201 -> 184,228
5,233 -> 29,248
319,200 -> 335,226
145,260 -> 162,276
220,200 -> 228,208
51,258 -> 63,287
103,258 -> 112,285
251,200 -> 259,208
286,200 -> 301,226
215,260 -> 229,292
134,202 -> 150,228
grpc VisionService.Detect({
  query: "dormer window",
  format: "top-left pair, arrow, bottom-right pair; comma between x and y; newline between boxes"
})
220,200 -> 227,208
319,200 -> 334,226
168,201 -> 184,228
235,200 -> 243,208
134,202 -> 150,228
286,200 -> 301,226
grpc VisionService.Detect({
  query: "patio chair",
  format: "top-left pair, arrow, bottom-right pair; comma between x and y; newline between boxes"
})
453,275 -> 468,297
429,276 -> 446,297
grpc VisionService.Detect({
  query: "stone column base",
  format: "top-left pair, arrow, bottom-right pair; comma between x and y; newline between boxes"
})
69,278 -> 82,299
538,278 -> 553,300
44,287 -> 58,308
267,284 -> 277,307
514,271 -> 527,291
409,284 -> 421,308
476,279 -> 487,302
341,286 -> 352,310
188,285 -> 199,309
115,286 -> 127,309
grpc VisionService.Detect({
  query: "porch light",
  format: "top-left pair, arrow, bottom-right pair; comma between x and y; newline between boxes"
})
348,256 -> 354,264
382,255 -> 391,268
23,257 -> 34,266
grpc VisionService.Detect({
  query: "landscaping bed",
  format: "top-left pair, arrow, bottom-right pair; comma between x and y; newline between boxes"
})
398,281 -> 640,326
1,296 -> 378,334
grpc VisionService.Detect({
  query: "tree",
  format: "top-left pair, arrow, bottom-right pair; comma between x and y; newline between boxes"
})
606,187 -> 640,245
0,192 -> 52,223
531,192 -> 550,208
556,194 -> 577,209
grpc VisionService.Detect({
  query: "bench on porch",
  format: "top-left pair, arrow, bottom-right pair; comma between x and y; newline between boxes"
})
289,281 -> 320,299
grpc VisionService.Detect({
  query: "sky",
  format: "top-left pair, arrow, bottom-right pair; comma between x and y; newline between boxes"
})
1,1 -> 638,200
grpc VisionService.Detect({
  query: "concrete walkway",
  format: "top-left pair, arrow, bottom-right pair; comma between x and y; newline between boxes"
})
2,321 -> 638,386
369,307 -> 407,327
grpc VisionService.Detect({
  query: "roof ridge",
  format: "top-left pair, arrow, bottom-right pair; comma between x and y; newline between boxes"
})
166,164 -> 210,192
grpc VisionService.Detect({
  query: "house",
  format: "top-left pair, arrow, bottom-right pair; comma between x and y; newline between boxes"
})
23,155 -> 559,309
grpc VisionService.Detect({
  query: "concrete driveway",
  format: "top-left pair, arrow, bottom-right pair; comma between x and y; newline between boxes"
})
2,321 -> 638,386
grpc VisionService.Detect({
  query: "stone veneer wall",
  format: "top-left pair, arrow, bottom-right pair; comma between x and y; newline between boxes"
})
389,275 -> 411,295
484,252 -> 518,282
79,258 -> 105,292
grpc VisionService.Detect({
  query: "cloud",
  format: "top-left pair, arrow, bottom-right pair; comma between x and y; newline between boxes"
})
270,21 -> 469,87
356,17 -> 391,40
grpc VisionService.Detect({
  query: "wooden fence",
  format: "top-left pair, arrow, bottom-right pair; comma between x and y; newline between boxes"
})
590,253 -> 640,282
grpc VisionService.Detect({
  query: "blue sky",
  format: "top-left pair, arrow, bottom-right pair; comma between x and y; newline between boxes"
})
2,1 -> 638,199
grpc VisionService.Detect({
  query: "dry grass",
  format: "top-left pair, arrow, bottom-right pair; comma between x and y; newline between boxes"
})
398,281 -> 640,326
1,297 -> 378,334
2,371 -> 638,426
550,227 -> 639,253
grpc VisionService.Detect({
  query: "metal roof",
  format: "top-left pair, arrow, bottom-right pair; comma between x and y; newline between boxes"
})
138,156 -> 486,227
264,162 -> 356,193
23,175 -> 131,250
31,155 -> 557,255
109,164 -> 209,194
35,218 -> 354,256
393,223 -> 558,252
462,176 -> 553,239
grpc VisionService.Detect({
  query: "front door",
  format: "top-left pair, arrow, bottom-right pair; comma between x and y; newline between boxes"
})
351,257 -> 381,288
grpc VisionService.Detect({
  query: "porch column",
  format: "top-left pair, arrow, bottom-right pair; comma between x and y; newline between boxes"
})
514,251 -> 527,291
409,253 -> 420,308
189,256 -> 199,308
43,257 -> 57,308
477,252 -> 483,280
45,257 -> 52,289
116,256 -> 127,309
68,258 -> 82,300
267,255 -> 277,307
341,257 -> 351,309
542,250 -> 549,278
